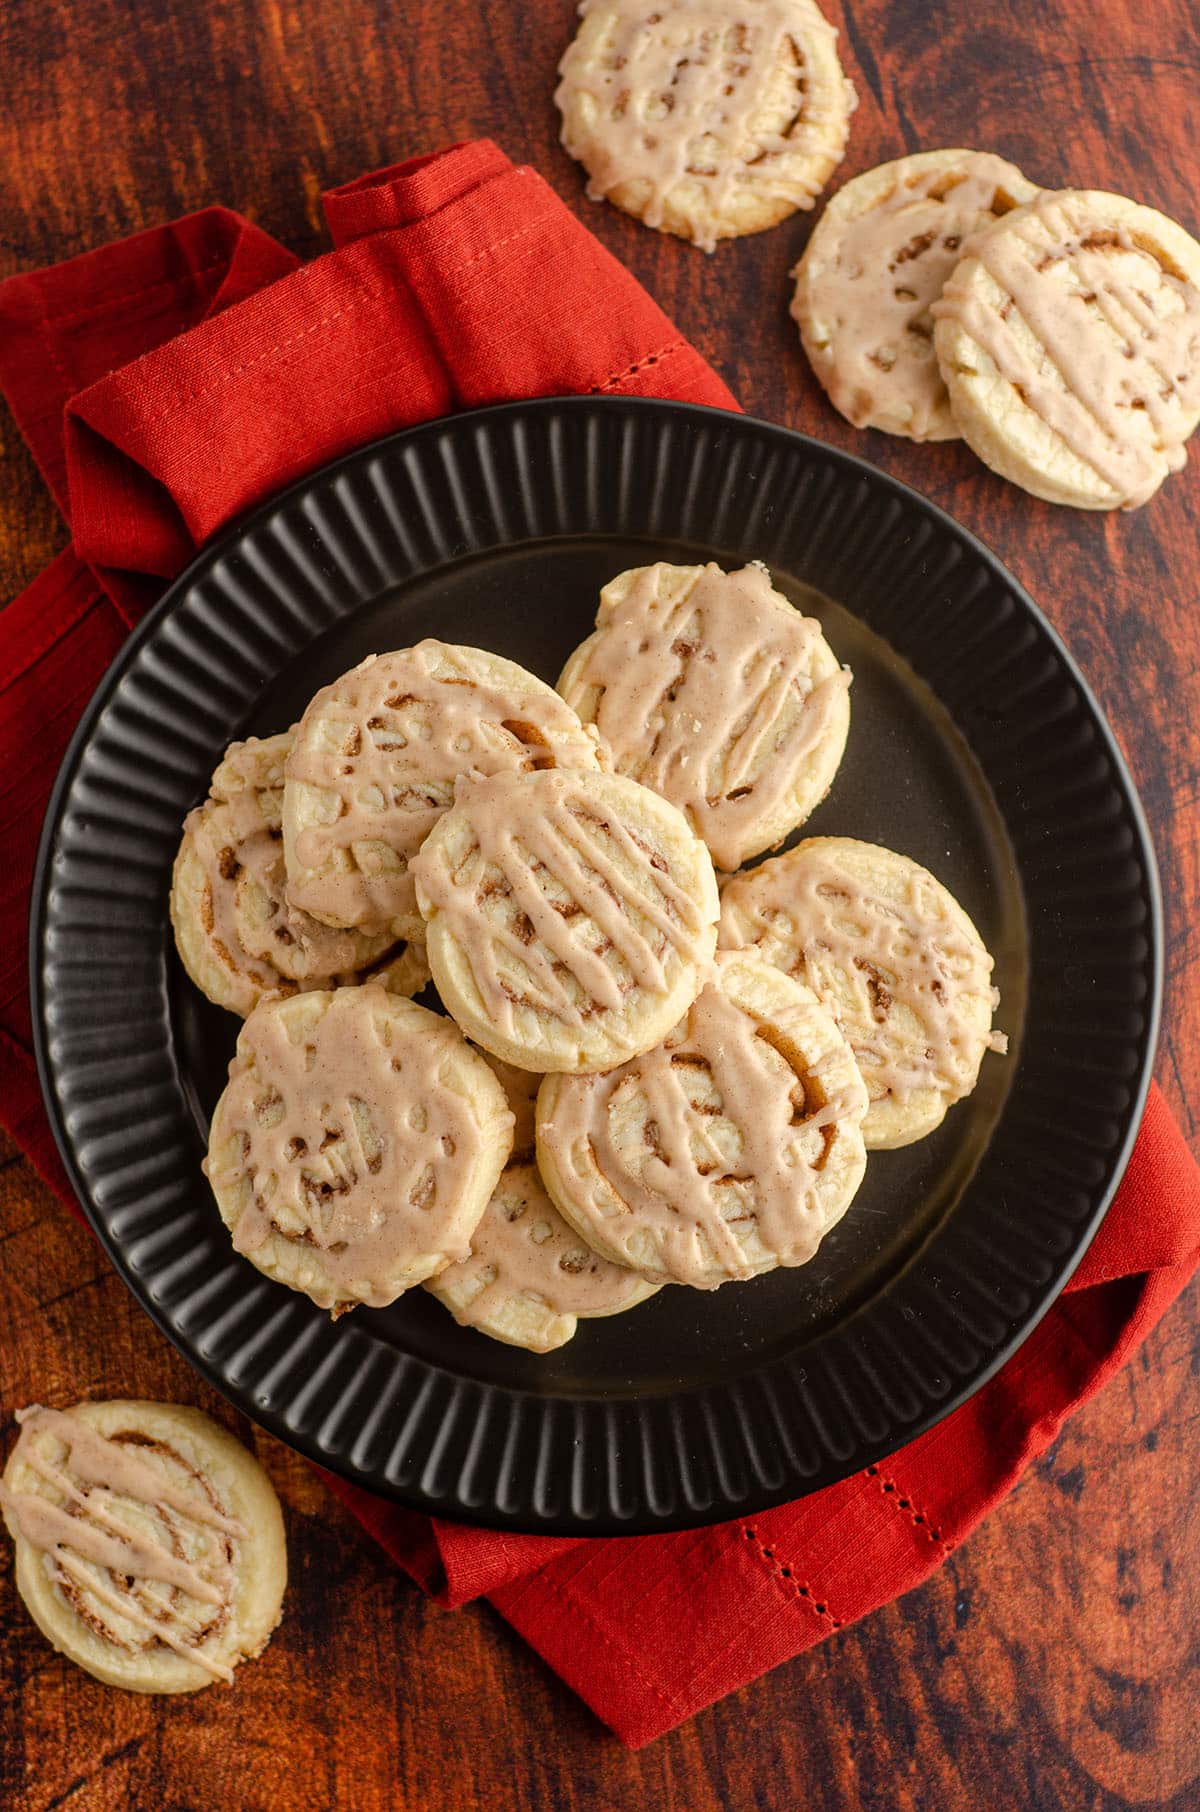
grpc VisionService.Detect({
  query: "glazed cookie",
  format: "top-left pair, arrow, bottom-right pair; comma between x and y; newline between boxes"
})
558,561 -> 850,870
792,149 -> 1039,440
282,642 -> 602,938
932,188 -> 1200,507
476,1052 -> 541,1163
170,732 -> 428,1017
205,982 -> 514,1313
428,1055 -> 657,1350
0,1401 -> 285,1693
536,949 -> 867,1288
412,766 -> 720,1074
555,0 -> 856,252
426,1161 -> 659,1352
719,837 -> 1006,1148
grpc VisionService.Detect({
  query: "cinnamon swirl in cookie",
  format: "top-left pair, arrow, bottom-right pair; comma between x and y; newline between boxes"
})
412,766 -> 720,1074
205,982 -> 513,1313
558,561 -> 850,870
555,0 -> 856,251
932,189 -> 1200,507
0,1401 -> 285,1693
170,732 -> 427,1017
535,949 -> 867,1288
719,837 -> 1006,1148
282,642 -> 602,939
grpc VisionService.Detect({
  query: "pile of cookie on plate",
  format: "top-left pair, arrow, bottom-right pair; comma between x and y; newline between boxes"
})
175,558 -> 1007,1355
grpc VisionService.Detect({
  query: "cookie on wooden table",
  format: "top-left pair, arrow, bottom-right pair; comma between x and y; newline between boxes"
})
932,188 -> 1200,507
791,149 -> 1039,440
536,949 -> 868,1289
412,766 -> 720,1074
282,642 -> 602,939
1,1401 -> 286,1694
205,982 -> 514,1313
719,836 -> 1006,1149
555,0 -> 856,251
558,560 -> 850,871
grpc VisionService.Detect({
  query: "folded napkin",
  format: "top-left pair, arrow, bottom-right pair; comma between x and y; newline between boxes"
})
1,140 -> 1198,1747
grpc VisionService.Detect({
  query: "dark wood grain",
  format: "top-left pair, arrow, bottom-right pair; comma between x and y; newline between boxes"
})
1,1 -> 1198,1806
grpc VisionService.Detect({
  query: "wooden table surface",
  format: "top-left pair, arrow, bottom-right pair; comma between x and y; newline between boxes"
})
2,1 -> 1198,1807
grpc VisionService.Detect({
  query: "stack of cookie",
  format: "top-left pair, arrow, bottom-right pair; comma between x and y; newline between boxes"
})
549,1 -> 1200,512
177,564 -> 1005,1354
792,151 -> 1200,509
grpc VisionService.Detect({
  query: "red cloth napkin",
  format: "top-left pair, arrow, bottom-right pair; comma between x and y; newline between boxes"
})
2,140 -> 1198,1748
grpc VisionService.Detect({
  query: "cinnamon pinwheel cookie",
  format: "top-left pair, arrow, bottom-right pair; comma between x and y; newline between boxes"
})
555,0 -> 856,251
558,561 -> 850,870
205,982 -> 514,1313
536,949 -> 868,1289
282,642 -> 603,939
170,731 -> 428,1017
428,1049 -> 656,1350
932,189 -> 1200,508
719,836 -> 1006,1148
0,1401 -> 285,1693
426,1160 -> 659,1353
412,766 -> 720,1074
791,148 -> 1039,440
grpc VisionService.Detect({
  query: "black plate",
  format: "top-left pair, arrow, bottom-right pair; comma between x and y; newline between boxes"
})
31,397 -> 1160,1534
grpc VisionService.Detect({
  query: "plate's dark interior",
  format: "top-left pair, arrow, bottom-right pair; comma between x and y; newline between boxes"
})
34,398 -> 1159,1532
